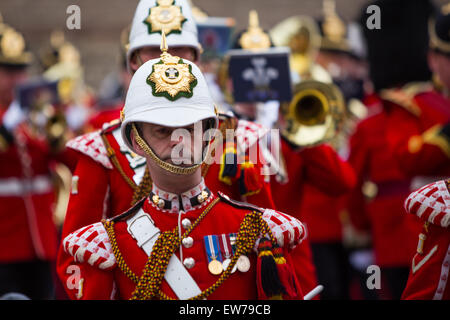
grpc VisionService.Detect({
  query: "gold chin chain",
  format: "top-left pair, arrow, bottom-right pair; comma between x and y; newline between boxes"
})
131,123 -> 202,175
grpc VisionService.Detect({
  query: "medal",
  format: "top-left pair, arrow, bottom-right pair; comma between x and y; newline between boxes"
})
236,255 -> 251,273
222,258 -> 237,274
204,235 -> 223,275
208,259 -> 223,275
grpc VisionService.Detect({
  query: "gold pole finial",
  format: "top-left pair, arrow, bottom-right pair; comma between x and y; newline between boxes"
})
249,10 -> 259,29
323,0 -> 336,16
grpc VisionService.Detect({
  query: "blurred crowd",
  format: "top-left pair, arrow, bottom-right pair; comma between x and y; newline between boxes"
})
0,0 -> 449,300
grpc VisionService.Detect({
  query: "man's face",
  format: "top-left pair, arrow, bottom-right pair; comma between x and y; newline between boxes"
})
429,50 -> 450,91
132,121 -> 206,169
0,66 -> 27,107
130,46 -> 197,73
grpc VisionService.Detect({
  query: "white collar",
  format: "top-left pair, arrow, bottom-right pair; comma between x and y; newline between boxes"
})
149,178 -> 212,213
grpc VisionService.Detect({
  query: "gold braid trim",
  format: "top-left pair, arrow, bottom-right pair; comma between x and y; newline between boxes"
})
100,132 -> 138,191
131,166 -> 153,205
102,197 -> 275,300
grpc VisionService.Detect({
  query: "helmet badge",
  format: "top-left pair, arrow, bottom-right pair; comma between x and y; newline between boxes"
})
143,0 -> 187,36
147,31 -> 197,100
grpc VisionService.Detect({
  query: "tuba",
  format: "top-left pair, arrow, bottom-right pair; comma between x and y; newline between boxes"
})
279,80 -> 346,147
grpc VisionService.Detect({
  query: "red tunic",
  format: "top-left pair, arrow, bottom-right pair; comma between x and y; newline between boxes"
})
58,192 -> 306,300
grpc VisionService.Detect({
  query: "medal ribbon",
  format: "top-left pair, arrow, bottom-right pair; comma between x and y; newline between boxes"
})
228,233 -> 237,254
204,235 -> 222,263
219,234 -> 233,259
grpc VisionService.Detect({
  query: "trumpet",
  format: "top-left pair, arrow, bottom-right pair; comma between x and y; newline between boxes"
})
279,80 -> 345,147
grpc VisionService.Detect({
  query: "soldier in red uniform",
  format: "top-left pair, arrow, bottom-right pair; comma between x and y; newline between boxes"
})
57,0 -> 279,296
292,2 -> 372,300
271,81 -> 357,300
346,0 -> 435,299
0,22 -> 75,299
226,12 -> 357,299
58,38 -> 307,300
401,179 -> 450,300
386,5 -> 450,180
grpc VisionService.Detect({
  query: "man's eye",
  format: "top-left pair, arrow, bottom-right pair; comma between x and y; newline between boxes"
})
157,128 -> 170,135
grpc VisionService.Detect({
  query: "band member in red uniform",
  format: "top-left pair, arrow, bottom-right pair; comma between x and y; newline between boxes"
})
346,0 -> 435,299
401,179 -> 450,300
223,12 -> 355,299
386,5 -> 450,180
294,1 -> 372,300
271,80 -> 357,299
57,37 -> 307,300
57,0 -> 278,295
0,22 -> 75,299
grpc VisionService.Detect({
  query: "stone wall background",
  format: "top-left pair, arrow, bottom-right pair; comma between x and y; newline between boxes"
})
0,0 -> 446,91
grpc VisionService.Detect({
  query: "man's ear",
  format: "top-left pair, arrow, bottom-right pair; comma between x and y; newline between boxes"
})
130,126 -> 147,158
129,51 -> 141,74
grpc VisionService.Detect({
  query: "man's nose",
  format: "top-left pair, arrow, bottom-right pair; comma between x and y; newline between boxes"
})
169,133 -> 185,148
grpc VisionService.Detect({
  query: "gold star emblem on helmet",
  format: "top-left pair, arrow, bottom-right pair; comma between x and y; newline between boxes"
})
143,0 -> 187,36
147,31 -> 197,100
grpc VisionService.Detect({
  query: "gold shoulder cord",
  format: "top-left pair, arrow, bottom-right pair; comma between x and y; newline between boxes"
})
102,197 -> 276,300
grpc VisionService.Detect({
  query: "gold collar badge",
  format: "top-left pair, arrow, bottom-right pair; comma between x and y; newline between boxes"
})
147,31 -> 197,100
144,0 -> 187,36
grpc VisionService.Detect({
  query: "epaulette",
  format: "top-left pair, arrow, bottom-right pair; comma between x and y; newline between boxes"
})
379,82 -> 433,117
109,197 -> 147,223
63,222 -> 116,270
66,130 -> 113,169
404,179 -> 450,228
217,191 -> 263,213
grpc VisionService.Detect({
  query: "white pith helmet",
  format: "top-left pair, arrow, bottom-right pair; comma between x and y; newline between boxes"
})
121,44 -> 218,153
127,0 -> 201,71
